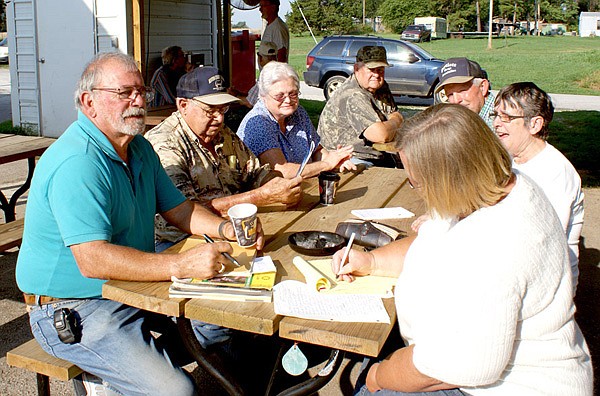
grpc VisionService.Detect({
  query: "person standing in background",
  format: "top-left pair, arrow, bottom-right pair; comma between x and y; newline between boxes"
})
259,0 -> 289,62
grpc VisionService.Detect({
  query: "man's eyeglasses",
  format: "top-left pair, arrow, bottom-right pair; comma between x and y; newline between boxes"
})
489,111 -> 526,123
191,99 -> 229,118
268,91 -> 300,103
92,86 -> 155,102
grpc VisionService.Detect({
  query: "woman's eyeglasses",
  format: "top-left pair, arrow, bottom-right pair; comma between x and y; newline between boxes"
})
268,91 -> 300,103
191,99 -> 230,118
489,111 -> 526,123
92,86 -> 155,102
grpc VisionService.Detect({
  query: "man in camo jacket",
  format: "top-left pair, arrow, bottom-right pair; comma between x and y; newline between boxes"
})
318,46 -> 404,168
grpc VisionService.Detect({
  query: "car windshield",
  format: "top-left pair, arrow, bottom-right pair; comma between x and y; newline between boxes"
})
401,41 -> 436,60
0,38 -> 7,47
406,25 -> 423,31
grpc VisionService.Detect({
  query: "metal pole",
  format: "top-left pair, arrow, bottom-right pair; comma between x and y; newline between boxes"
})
296,3 -> 318,44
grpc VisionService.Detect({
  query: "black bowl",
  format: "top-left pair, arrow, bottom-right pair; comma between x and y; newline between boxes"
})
288,231 -> 346,256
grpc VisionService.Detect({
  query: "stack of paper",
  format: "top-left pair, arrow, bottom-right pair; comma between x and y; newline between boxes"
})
168,238 -> 276,302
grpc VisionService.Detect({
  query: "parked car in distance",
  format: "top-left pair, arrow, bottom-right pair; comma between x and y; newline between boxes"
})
401,25 -> 432,42
303,35 -> 444,100
0,38 -> 8,63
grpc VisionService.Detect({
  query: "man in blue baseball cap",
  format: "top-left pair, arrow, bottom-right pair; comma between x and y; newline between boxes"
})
146,66 -> 302,250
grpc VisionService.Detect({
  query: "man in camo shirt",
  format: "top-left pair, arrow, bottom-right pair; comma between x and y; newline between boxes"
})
317,46 -> 404,168
146,67 -> 302,249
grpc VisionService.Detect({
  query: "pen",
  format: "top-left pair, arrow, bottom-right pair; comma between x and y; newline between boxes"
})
337,232 -> 356,276
203,234 -> 241,267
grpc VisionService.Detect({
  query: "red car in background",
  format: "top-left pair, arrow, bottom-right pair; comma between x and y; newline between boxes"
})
401,25 -> 432,43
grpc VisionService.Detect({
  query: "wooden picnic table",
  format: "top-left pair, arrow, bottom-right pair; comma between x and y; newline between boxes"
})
0,134 -> 55,222
102,166 -> 425,395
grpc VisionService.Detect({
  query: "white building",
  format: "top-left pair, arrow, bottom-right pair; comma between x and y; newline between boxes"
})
579,12 -> 600,37
6,0 -> 224,137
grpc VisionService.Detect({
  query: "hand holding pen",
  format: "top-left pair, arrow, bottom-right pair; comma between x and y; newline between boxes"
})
336,232 -> 356,281
203,234 -> 240,272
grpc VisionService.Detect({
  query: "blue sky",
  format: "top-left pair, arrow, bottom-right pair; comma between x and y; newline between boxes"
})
231,1 -> 292,30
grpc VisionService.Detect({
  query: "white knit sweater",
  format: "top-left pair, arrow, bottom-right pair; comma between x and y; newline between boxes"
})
513,142 -> 584,292
395,172 -> 593,395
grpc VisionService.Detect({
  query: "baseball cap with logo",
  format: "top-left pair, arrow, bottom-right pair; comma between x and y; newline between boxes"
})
176,66 -> 239,105
434,57 -> 486,94
356,46 -> 390,68
258,41 -> 278,57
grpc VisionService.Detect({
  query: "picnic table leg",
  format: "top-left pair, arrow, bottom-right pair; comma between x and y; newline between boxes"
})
36,373 -> 51,396
176,317 -> 245,396
1,157 -> 36,222
264,343 -> 344,396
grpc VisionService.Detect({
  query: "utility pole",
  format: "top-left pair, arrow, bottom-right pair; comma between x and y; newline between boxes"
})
477,0 -> 482,31
363,0 -> 366,25
488,0 -> 494,49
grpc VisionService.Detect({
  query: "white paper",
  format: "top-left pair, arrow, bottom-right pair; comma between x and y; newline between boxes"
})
252,256 -> 277,274
273,280 -> 390,323
351,207 -> 415,220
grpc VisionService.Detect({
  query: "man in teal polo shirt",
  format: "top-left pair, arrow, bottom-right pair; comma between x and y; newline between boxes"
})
15,52 -> 261,395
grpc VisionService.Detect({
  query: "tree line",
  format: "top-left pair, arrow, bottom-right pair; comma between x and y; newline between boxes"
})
285,0 -> 594,35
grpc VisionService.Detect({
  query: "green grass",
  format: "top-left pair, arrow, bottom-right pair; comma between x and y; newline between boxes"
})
547,111 -> 600,186
0,120 -> 37,136
290,34 -> 600,96
300,99 -> 600,187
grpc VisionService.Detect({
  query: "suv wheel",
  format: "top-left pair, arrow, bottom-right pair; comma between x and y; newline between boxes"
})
324,75 -> 347,100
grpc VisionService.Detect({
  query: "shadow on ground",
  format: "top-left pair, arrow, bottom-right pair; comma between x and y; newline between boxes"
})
575,237 -> 600,392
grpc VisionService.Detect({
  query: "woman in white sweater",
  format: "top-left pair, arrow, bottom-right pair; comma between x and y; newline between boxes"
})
332,104 -> 593,396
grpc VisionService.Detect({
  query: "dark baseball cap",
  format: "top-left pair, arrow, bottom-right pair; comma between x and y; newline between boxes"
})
176,66 -> 239,105
435,57 -> 486,94
356,46 -> 390,68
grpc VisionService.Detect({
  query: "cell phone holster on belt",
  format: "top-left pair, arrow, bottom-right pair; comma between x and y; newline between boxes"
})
335,219 -> 406,249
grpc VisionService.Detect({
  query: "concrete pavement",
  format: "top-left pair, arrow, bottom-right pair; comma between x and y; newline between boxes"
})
299,81 -> 600,112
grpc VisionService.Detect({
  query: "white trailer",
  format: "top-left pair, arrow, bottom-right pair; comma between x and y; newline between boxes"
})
579,12 -> 600,37
6,0 -> 221,137
414,17 -> 448,39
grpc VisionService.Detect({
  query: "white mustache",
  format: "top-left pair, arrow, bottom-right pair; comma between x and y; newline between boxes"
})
122,108 -> 146,118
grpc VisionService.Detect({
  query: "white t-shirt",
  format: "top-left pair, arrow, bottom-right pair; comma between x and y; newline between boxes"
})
513,142 -> 584,291
262,17 -> 289,60
395,173 -> 592,395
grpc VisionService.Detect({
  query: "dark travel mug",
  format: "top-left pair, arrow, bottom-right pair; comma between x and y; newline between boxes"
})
318,171 -> 340,205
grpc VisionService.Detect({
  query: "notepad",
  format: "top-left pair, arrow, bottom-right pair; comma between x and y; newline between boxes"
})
273,280 -> 390,323
351,207 -> 415,220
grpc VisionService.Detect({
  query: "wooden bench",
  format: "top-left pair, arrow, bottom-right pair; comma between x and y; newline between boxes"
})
7,339 -> 82,396
0,218 -> 25,252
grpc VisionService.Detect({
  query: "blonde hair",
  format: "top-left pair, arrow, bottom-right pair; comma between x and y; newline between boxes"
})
399,104 -> 512,218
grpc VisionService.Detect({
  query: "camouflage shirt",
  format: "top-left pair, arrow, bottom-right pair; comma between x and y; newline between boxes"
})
317,74 -> 398,160
145,111 -> 270,243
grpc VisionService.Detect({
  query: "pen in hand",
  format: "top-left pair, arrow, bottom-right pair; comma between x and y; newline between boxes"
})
337,232 -> 356,278
203,234 -> 241,267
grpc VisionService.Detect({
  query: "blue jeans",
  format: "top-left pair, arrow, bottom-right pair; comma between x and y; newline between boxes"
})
155,238 -> 233,350
354,358 -> 467,396
29,298 -> 196,396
